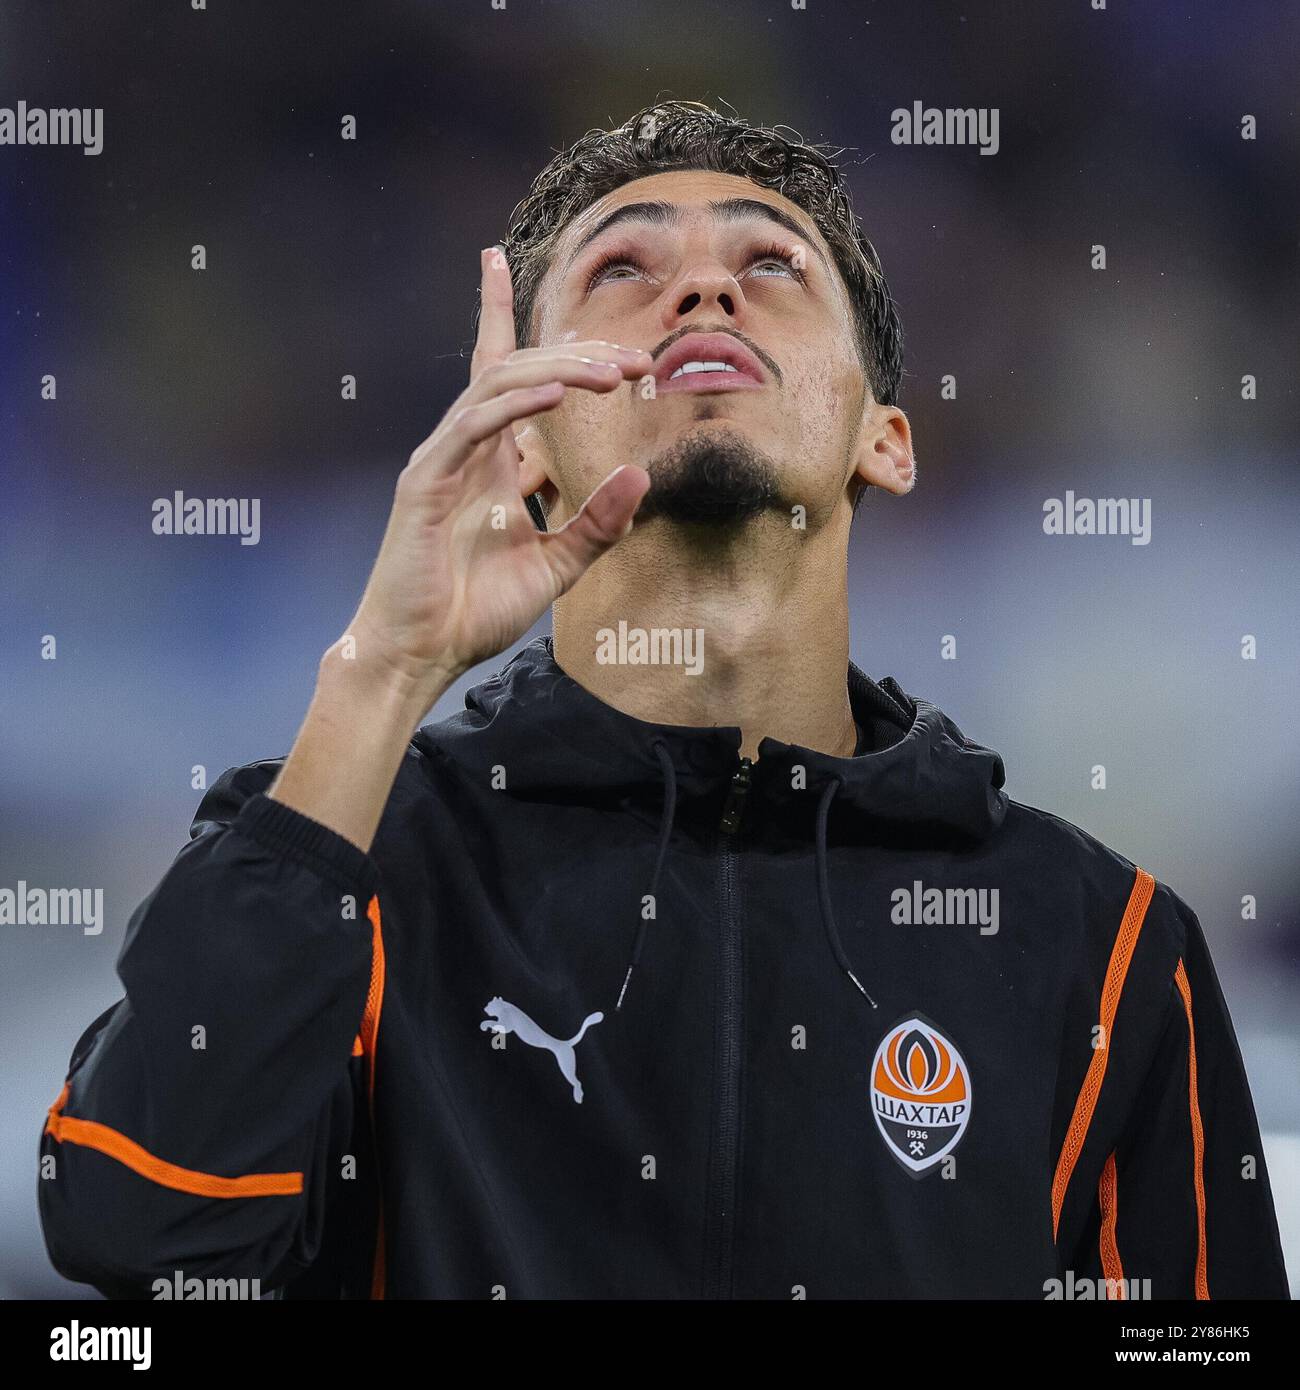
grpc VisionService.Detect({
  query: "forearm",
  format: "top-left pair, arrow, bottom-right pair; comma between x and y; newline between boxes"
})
40,764 -> 379,1294
269,639 -> 453,853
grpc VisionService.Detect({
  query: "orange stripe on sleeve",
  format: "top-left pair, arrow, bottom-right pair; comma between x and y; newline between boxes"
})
43,1083 -> 303,1198
1051,867 -> 1156,1239
360,894 -> 387,1300
43,896 -> 393,1210
1174,958 -> 1210,1299
1098,1151 -> 1125,1296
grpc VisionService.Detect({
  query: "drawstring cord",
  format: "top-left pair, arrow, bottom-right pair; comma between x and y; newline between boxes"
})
815,776 -> 878,1009
618,750 -> 876,1013
616,740 -> 677,1012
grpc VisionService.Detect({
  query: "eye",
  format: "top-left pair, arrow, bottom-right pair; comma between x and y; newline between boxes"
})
586,251 -> 650,291
584,241 -> 808,292
741,245 -> 807,283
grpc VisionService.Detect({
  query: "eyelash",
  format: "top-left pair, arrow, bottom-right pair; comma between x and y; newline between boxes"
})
585,242 -> 807,291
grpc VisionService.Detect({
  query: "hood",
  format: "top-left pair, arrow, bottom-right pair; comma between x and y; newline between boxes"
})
423,635 -> 1008,1014
430,635 -> 1007,843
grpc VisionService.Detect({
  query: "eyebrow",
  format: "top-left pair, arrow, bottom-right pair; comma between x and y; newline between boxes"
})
564,196 -> 830,273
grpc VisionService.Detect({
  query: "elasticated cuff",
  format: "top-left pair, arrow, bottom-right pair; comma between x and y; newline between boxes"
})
234,792 -> 380,899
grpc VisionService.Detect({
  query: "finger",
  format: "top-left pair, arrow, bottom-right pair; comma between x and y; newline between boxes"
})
408,357 -> 640,482
438,381 -> 566,452
470,246 -> 517,380
458,351 -> 646,411
505,341 -> 653,371
540,465 -> 651,595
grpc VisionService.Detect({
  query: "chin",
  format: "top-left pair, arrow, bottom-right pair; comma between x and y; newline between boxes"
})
635,421 -> 784,526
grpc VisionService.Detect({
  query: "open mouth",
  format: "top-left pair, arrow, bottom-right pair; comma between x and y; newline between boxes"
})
653,332 -> 768,394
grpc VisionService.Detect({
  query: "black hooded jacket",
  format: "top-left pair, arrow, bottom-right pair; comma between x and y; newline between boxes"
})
38,636 -> 1289,1299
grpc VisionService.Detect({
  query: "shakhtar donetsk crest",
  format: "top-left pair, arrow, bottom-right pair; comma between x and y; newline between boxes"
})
870,1016 -> 972,1176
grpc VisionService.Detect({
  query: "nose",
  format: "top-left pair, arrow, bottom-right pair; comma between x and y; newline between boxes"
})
659,256 -> 748,335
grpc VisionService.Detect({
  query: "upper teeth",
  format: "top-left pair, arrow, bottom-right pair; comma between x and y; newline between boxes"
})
669,360 -> 739,379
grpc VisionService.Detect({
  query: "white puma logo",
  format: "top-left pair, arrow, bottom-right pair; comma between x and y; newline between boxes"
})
480,997 -> 604,1104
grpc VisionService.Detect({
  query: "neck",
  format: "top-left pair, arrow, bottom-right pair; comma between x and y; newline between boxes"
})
553,514 -> 857,760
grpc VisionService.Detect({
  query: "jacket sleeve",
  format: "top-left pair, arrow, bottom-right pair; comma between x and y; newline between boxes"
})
1101,892 -> 1290,1298
38,763 -> 381,1299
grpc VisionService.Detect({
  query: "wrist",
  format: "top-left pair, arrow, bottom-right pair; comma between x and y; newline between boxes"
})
316,637 -> 453,734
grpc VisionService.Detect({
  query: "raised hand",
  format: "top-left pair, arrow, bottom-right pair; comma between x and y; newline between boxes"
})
270,247 -> 651,851
347,247 -> 651,703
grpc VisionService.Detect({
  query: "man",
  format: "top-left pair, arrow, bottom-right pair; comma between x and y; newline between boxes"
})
39,101 -> 1287,1300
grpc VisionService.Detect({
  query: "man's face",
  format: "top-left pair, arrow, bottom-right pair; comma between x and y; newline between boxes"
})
526,169 -> 873,531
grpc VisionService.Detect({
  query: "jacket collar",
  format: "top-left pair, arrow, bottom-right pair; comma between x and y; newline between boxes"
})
427,635 -> 1007,842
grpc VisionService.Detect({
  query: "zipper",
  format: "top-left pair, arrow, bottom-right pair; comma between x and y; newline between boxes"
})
703,755 -> 751,1299
717,756 -> 752,834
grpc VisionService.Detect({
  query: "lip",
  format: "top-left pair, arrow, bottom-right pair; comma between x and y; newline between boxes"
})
653,332 -> 768,393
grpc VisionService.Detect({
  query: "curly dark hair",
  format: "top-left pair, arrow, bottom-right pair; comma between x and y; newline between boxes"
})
480,99 -> 904,528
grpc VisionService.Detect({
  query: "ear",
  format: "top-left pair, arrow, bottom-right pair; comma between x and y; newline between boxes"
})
515,420 -> 559,515
850,402 -> 915,498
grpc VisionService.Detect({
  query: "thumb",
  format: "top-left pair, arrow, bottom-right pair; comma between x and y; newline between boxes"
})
540,465 -> 650,595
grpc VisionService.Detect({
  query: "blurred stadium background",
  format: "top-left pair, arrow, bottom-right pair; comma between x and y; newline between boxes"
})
1,0 -> 1297,1296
